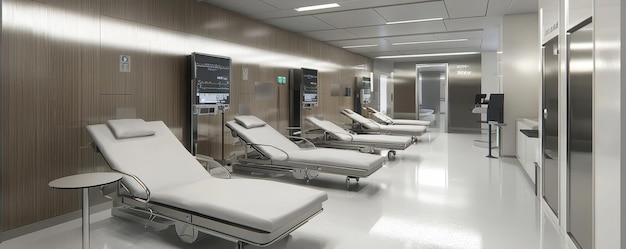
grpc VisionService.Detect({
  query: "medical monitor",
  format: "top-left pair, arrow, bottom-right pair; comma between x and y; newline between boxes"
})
301,68 -> 318,105
192,53 -> 231,106
487,94 -> 504,123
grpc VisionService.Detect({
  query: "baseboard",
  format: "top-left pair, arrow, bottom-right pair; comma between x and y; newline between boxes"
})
1,201 -> 112,242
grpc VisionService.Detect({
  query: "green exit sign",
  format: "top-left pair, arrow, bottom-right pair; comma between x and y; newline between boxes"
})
277,76 -> 287,84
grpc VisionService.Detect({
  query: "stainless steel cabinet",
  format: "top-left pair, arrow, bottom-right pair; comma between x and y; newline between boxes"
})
542,36 -> 560,217
567,20 -> 593,249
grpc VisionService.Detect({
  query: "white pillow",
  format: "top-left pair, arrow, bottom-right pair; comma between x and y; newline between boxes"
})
234,115 -> 267,129
106,119 -> 156,139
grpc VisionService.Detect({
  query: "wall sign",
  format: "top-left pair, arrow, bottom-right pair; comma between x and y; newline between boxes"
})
120,55 -> 131,73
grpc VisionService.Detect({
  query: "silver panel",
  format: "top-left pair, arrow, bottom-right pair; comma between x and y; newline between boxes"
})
542,36 -> 559,216
567,21 -> 593,249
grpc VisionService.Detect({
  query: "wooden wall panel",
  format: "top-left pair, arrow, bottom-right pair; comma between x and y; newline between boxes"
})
1,0 -> 371,231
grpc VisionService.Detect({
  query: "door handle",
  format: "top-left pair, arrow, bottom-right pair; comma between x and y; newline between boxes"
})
543,109 -> 548,120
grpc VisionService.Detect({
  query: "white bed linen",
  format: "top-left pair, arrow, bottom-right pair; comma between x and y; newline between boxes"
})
86,121 -> 328,235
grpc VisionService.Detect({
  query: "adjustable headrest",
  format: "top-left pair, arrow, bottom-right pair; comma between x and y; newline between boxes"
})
343,109 -> 354,114
106,119 -> 156,139
234,115 -> 267,129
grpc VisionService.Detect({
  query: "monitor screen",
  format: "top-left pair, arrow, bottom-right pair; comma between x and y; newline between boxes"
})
193,53 -> 231,105
487,94 -> 504,123
301,68 -> 318,103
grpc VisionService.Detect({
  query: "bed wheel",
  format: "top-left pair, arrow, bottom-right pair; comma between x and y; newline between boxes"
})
236,241 -> 245,249
387,150 -> 396,160
175,223 -> 200,243
345,177 -> 359,190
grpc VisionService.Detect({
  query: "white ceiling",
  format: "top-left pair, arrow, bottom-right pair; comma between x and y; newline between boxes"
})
199,0 -> 538,61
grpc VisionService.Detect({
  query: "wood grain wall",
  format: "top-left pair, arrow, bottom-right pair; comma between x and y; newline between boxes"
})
1,0 -> 371,231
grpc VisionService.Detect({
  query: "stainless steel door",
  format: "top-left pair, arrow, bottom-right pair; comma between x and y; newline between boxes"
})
542,36 -> 559,216
567,20 -> 593,249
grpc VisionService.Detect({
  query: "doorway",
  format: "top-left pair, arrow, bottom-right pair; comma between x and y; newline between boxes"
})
416,64 -> 448,132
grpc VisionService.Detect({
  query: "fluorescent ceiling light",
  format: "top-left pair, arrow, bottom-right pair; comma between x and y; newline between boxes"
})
376,52 -> 480,59
342,44 -> 378,49
392,39 -> 468,46
386,18 -> 443,25
295,3 -> 340,12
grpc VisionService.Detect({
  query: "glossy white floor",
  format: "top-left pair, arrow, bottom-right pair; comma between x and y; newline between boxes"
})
0,131 -> 572,249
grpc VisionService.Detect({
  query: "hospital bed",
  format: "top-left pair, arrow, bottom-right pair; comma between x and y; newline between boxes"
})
226,115 -> 386,190
304,116 -> 413,159
86,119 -> 328,249
365,107 -> 431,126
341,109 -> 428,141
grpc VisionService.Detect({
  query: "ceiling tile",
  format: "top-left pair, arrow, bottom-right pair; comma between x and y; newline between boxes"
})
303,29 -> 359,41
328,38 -> 390,47
346,21 -> 446,38
443,0 -> 489,18
384,34 -> 437,43
386,43 -> 430,52
314,9 -> 387,28
394,47 -> 481,57
507,0 -> 538,15
433,30 -> 484,40
265,16 -> 335,32
262,0 -> 348,10
486,0 -> 513,16
444,17 -> 485,31
422,39 -> 482,49
362,50 -> 403,58
374,1 -> 449,22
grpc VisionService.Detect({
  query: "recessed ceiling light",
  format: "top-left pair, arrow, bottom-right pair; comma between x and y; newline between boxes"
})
376,52 -> 480,59
342,44 -> 379,49
295,3 -> 340,12
392,39 -> 468,46
386,18 -> 443,25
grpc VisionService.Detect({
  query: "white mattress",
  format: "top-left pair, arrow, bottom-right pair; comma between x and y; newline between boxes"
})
86,121 -> 327,236
341,110 -> 427,136
227,118 -> 385,172
287,148 -> 384,171
349,134 -> 412,144
306,116 -> 412,146
152,178 -> 327,232
378,124 -> 427,135
388,119 -> 431,126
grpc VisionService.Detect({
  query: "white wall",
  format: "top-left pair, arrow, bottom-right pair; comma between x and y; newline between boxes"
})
481,51 -> 500,131
593,0 -> 621,247
540,0 -> 559,43
501,13 -> 541,156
